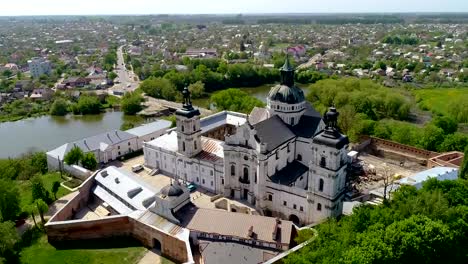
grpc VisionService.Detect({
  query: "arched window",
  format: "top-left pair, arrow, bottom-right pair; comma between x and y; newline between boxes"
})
182,142 -> 185,152
194,141 -> 197,150
317,203 -> 322,211
193,125 -> 196,131
243,167 -> 249,182
231,165 -> 235,176
319,178 -> 324,192
297,154 -> 302,161
181,125 -> 184,132
291,117 -> 294,125
320,157 -> 326,167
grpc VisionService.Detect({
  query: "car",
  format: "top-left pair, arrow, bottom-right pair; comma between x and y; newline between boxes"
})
131,164 -> 143,172
186,182 -> 197,192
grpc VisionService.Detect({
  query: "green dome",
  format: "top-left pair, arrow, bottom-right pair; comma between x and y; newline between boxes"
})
268,84 -> 305,104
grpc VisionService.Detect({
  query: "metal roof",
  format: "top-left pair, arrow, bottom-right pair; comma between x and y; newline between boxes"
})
398,166 -> 459,189
94,166 -> 158,213
126,120 -> 172,137
47,130 -> 137,159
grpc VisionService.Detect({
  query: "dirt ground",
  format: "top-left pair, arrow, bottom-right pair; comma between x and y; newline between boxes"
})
352,153 -> 426,192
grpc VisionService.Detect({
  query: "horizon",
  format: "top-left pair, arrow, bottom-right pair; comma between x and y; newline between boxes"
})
1,0 -> 467,16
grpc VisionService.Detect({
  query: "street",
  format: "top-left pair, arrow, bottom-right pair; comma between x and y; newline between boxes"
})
108,45 -> 140,95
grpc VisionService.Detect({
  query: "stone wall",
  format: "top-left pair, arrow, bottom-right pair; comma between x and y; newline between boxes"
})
46,215 -> 190,263
362,136 -> 438,165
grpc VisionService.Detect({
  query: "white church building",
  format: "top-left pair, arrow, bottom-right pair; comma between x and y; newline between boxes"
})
144,58 -> 349,225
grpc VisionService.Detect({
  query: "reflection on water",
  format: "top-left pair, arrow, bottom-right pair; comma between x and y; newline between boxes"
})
0,111 -> 127,158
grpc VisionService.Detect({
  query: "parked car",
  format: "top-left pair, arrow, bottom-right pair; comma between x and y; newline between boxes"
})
186,182 -> 197,192
131,164 -> 143,172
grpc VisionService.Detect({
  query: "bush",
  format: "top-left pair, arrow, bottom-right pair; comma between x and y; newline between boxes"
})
49,98 -> 69,116
121,92 -> 143,115
81,152 -> 98,171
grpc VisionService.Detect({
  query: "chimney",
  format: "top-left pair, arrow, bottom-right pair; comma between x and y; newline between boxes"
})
248,226 -> 254,238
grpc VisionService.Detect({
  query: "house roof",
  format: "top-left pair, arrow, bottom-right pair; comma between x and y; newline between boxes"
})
182,207 -> 293,245
268,160 -> 308,186
126,120 -> 172,137
253,115 -> 296,153
398,166 -> 459,188
47,130 -> 137,159
291,104 -> 323,139
93,166 -> 158,214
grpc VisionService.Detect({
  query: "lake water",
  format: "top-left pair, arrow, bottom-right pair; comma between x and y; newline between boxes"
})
0,111 -> 144,158
0,84 -> 309,158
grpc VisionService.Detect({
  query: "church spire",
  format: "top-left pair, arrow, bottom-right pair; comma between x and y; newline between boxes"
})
280,54 -> 294,87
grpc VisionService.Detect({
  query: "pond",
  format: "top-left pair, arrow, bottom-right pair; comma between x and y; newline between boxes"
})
0,111 -> 144,158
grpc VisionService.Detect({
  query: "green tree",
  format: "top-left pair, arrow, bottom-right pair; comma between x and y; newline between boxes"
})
460,146 -> 468,179
81,152 -> 98,171
35,199 -> 48,223
121,92 -> 143,115
0,179 -> 20,222
31,176 -> 50,204
64,146 -> 83,165
418,125 -> 445,151
71,95 -> 101,115
49,98 -> 69,116
188,81 -> 205,99
210,88 -> 265,113
26,204 -> 37,227
51,181 -> 60,200
139,77 -> 177,101
0,221 -> 19,263
108,71 -> 118,80
432,116 -> 458,134
31,152 -> 48,174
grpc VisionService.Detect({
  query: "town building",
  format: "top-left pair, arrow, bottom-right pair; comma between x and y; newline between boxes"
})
47,120 -> 171,172
27,57 -> 51,78
144,58 -> 350,226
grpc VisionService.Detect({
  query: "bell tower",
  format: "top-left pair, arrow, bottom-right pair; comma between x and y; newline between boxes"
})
175,87 -> 202,158
309,107 -> 349,223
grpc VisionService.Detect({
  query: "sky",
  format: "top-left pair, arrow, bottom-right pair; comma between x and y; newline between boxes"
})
1,0 -> 467,16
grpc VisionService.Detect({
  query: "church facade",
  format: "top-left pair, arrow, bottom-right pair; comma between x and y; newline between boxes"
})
143,58 -> 349,226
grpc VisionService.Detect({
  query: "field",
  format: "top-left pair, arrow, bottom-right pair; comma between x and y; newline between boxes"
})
413,87 -> 468,117
20,235 -> 147,264
18,172 -> 71,211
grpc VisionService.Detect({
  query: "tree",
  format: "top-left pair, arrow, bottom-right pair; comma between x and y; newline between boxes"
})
459,146 -> 468,179
0,221 -> 19,263
210,88 -> 265,113
64,146 -> 83,165
418,125 -> 445,151
81,152 -> 98,171
0,179 -> 20,222
35,199 -> 48,223
188,81 -> 205,99
26,204 -> 37,227
31,176 -> 50,203
139,77 -> 177,101
31,152 -> 48,174
52,181 -> 60,200
50,98 -> 69,116
121,92 -> 143,115
71,95 -> 101,115
432,116 -> 458,134
108,71 -> 118,80
381,163 -> 395,202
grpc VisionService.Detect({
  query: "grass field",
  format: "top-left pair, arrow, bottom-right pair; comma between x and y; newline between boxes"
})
413,87 -> 468,116
20,235 -> 147,264
18,172 -> 71,212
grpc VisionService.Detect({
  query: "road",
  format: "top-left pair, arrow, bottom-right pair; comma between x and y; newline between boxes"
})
108,45 -> 140,96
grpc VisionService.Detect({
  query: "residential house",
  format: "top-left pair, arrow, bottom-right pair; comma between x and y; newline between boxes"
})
29,88 -> 53,101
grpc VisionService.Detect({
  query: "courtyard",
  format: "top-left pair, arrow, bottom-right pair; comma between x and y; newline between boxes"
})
113,155 -> 259,214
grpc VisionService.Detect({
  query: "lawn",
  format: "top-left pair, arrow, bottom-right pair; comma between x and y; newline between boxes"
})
18,172 -> 71,212
413,87 -> 468,116
20,235 -> 147,264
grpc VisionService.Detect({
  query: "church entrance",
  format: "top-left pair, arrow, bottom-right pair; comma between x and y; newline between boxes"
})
289,214 -> 300,226
243,189 -> 248,200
